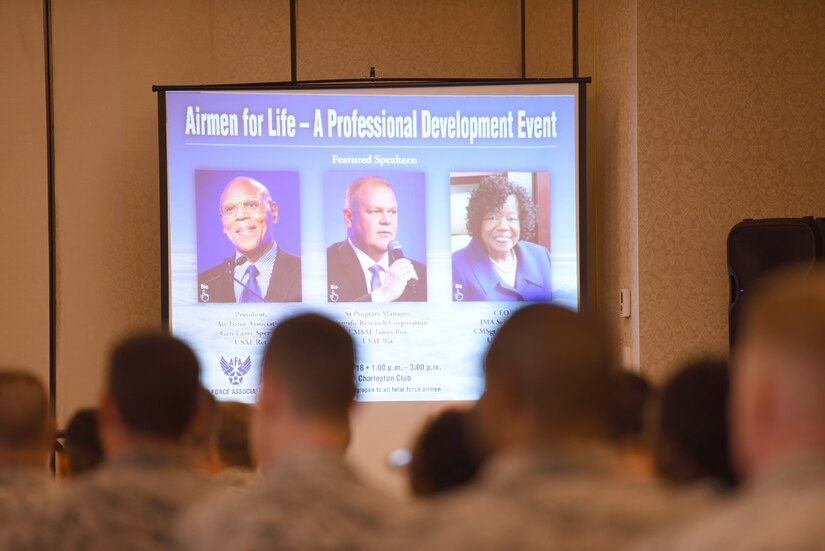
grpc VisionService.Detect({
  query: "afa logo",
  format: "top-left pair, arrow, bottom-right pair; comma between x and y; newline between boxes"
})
220,356 -> 252,386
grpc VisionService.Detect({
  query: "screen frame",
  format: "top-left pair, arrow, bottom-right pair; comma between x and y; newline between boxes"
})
155,77 -> 590,332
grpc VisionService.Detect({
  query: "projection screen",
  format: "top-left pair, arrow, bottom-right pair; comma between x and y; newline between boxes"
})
156,79 -> 587,403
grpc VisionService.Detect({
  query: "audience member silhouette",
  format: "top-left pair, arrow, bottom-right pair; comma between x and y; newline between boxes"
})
16,272 -> 825,550
607,371 -> 654,481
2,332 -> 213,550
212,400 -> 258,487
183,387 -> 222,473
383,305 -> 707,550
0,370 -> 55,523
636,267 -> 825,549
409,407 -> 485,497
215,400 -> 256,470
56,408 -> 104,479
651,359 -> 737,489
178,313 -> 395,551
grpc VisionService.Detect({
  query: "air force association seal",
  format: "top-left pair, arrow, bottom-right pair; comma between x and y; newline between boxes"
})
220,356 -> 252,385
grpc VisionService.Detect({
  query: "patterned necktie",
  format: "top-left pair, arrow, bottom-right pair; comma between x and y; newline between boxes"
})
240,264 -> 264,303
369,264 -> 383,293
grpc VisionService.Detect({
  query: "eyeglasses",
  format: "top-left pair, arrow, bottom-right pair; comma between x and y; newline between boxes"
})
220,199 -> 265,217
483,214 -> 519,225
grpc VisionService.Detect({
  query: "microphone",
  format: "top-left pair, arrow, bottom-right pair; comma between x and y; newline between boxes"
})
201,256 -> 245,287
387,240 -> 416,291
387,240 -> 405,264
200,256 -> 267,302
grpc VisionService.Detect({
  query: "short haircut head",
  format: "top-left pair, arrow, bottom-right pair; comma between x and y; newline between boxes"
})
484,304 -> 613,435
654,359 -> 737,488
107,332 -> 201,439
606,371 -> 652,445
738,266 -> 825,372
216,401 -> 255,468
183,387 -> 220,453
0,370 -> 49,449
344,176 -> 393,211
263,313 -> 355,420
63,408 -> 104,475
409,408 -> 485,497
465,175 -> 537,240
733,266 -> 825,451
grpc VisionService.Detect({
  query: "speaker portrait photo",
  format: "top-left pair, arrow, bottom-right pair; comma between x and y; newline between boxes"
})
324,173 -> 427,303
196,171 -> 302,303
450,172 -> 552,302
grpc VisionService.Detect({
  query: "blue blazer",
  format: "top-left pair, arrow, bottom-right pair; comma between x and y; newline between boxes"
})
452,238 -> 552,302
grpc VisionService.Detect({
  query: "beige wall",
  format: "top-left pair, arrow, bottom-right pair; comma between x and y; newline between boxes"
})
298,0 -> 522,80
51,0 -> 292,424
0,0 -> 50,386
578,0 -> 825,381
526,0 -> 572,78
636,0 -> 825,381
580,0 -> 640,369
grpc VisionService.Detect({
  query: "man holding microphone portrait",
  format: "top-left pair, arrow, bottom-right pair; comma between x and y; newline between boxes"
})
326,175 -> 427,303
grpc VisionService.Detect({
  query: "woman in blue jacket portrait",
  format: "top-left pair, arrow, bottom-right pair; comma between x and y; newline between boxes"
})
452,175 -> 552,302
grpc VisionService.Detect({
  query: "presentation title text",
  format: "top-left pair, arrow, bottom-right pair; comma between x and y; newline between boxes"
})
184,106 -> 558,145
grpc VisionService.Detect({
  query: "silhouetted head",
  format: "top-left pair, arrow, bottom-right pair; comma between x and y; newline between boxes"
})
216,401 -> 256,469
256,314 -> 356,466
62,408 -> 104,477
0,370 -> 50,464
477,304 -> 613,452
607,371 -> 652,446
262,314 -> 355,421
731,266 -> 825,480
652,359 -> 737,489
409,408 -> 485,497
104,332 -> 201,441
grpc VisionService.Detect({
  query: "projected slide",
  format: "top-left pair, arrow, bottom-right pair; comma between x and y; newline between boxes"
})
162,82 -> 582,403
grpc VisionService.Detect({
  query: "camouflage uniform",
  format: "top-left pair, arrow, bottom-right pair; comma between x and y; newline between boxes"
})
2,450 -> 214,551
0,466 -> 56,531
178,450 -> 396,551
381,446 -> 713,551
632,454 -> 825,550
212,466 -> 259,490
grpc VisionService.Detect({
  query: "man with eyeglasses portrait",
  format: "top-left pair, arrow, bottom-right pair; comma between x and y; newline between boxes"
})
451,175 -> 552,302
326,176 -> 427,303
197,176 -> 301,303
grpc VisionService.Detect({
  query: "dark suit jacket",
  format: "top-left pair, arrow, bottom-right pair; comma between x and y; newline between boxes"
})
197,247 -> 302,303
451,237 -> 552,302
326,240 -> 427,302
